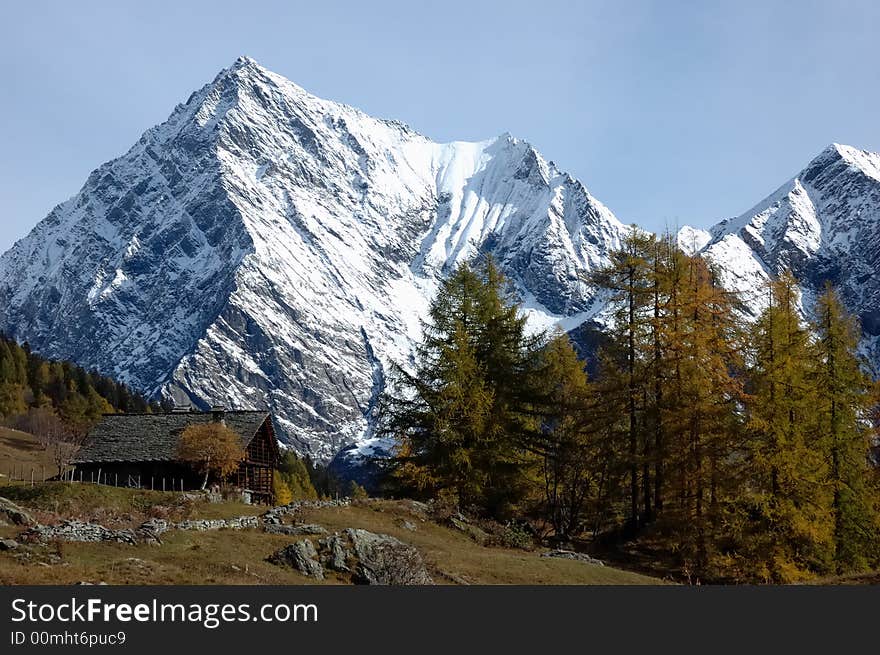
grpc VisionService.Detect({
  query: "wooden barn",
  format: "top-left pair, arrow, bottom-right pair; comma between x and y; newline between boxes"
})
73,408 -> 280,503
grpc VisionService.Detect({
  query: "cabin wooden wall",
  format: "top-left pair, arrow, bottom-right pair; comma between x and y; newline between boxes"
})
235,418 -> 279,502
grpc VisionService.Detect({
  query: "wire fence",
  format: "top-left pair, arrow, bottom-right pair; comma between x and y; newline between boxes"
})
4,465 -> 186,492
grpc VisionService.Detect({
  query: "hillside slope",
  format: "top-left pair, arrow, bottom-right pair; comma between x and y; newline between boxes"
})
0,481 -> 657,585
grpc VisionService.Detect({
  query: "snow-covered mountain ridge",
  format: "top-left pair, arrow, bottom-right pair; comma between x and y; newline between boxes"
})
687,143 -> 880,371
0,57 -> 628,460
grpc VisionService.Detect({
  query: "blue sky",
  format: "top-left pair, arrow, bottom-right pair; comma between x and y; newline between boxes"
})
2,0 -> 878,252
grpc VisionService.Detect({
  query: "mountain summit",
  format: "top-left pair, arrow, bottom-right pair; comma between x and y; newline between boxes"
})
0,57 -> 628,459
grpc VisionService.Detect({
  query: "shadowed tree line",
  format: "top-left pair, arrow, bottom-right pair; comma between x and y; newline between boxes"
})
0,332 -> 166,473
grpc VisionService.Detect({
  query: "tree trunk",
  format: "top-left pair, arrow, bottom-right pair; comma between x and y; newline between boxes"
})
201,456 -> 211,490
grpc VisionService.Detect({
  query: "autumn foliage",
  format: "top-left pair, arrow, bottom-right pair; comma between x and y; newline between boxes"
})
176,422 -> 245,489
383,239 -> 880,583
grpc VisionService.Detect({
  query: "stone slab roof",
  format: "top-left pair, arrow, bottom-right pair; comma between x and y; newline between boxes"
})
74,411 -> 270,464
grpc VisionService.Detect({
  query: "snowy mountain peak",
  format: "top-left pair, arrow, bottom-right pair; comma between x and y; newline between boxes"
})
698,142 -> 880,371
0,59 -> 628,461
231,54 -> 260,69
826,143 -> 880,181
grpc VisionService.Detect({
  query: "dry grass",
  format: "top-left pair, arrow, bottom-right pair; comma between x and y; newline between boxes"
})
0,529 -> 349,585
0,435 -> 662,585
0,488 -> 660,585
0,427 -> 56,483
299,500 -> 659,585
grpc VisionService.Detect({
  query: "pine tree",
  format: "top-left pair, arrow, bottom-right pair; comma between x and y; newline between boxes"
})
661,256 -> 744,573
531,330 -> 596,538
0,339 -> 28,418
814,283 -> 878,573
742,271 -> 832,582
382,258 -> 538,517
590,228 -> 656,532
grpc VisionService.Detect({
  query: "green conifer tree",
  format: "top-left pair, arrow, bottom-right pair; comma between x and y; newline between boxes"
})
382,258 -> 538,517
814,283 -> 879,573
531,330 -> 596,537
743,271 -> 832,582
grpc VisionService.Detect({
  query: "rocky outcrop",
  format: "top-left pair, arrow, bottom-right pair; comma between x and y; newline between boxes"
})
0,538 -> 19,551
0,497 -> 37,526
268,528 -> 433,585
345,528 -> 433,585
540,549 -> 605,566
269,540 -> 325,580
319,533 -> 351,573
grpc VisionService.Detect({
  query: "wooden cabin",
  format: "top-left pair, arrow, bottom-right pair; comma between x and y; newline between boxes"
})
73,408 -> 280,503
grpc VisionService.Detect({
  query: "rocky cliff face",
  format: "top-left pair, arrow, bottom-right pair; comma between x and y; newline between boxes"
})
0,57 -> 628,460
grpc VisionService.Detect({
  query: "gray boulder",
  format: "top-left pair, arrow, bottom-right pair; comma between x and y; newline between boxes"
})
0,496 -> 37,526
0,538 -> 19,551
269,540 -> 324,580
345,528 -> 432,585
267,528 -> 432,585
319,533 -> 352,572
540,549 -> 604,566
136,519 -> 169,545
